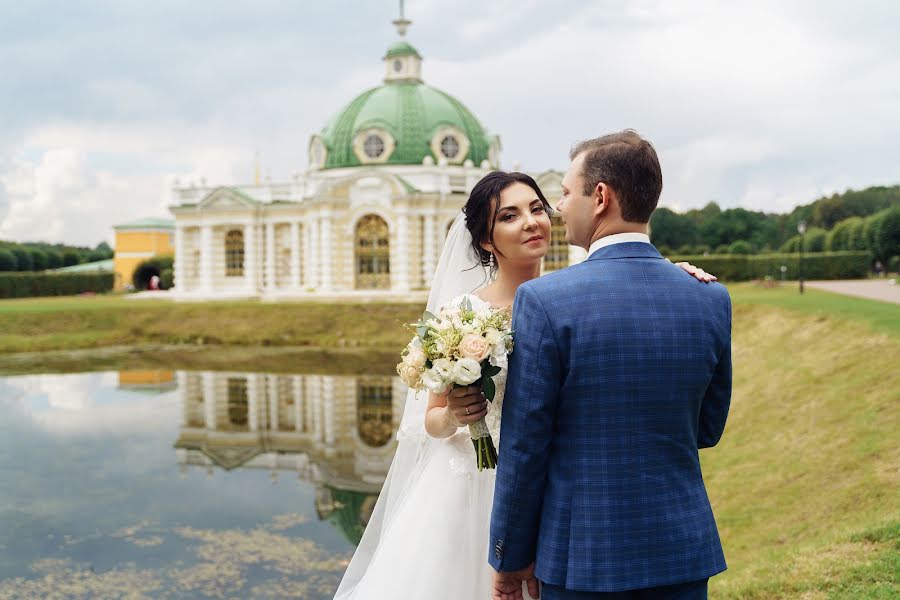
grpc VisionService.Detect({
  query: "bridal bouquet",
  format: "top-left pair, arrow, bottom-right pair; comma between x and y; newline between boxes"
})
396,297 -> 513,470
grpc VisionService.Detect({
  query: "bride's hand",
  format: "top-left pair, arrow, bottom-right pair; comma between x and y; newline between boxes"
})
445,385 -> 488,426
671,259 -> 717,283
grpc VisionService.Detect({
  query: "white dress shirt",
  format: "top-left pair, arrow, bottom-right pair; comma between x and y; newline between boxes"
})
587,232 -> 651,257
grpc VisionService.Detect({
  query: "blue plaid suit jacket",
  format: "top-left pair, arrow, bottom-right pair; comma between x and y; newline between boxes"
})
488,242 -> 732,592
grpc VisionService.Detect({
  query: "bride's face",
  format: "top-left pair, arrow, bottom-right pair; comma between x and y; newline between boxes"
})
484,182 -> 551,266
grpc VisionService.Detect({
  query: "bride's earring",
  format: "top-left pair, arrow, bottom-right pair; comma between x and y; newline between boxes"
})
488,252 -> 495,268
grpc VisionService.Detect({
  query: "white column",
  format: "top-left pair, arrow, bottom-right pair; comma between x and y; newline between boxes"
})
202,372 -> 216,429
422,212 -> 436,287
199,225 -> 214,292
245,222 -> 258,292
308,217 -> 320,290
174,225 -> 187,291
320,214 -> 333,291
322,377 -> 336,446
268,376 -> 279,431
247,375 -> 260,432
311,376 -> 324,442
302,219 -> 313,289
394,209 -> 411,291
265,221 -> 276,291
176,371 -> 188,426
290,221 -> 302,289
293,375 -> 304,432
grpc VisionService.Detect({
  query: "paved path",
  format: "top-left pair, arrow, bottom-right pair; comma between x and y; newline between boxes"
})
805,279 -> 900,305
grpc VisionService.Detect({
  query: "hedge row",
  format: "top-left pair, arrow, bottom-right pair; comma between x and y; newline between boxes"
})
668,251 -> 870,281
0,272 -> 115,299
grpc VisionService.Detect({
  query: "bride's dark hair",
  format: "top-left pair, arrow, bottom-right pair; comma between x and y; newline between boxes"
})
462,171 -> 552,273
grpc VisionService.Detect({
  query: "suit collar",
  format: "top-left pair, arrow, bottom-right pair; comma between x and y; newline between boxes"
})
587,242 -> 664,261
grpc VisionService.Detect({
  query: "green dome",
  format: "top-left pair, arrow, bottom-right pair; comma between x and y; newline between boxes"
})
317,82 -> 497,170
385,40 -> 421,59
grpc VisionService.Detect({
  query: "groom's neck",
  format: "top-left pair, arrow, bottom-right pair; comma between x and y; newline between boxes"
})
586,220 -> 648,249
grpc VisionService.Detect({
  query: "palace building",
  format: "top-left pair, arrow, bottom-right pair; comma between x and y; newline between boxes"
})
168,16 -> 583,301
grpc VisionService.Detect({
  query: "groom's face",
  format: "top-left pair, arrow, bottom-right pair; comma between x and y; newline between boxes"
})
557,153 -> 598,249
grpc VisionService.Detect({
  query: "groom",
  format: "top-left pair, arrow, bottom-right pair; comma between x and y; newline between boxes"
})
489,130 -> 732,600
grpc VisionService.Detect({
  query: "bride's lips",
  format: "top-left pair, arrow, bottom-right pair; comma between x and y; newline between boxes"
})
523,235 -> 544,244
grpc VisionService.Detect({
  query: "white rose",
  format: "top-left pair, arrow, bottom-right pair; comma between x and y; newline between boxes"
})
421,369 -> 448,394
458,333 -> 491,361
432,358 -> 454,379
396,362 -> 421,388
484,328 -> 503,347
452,357 -> 482,385
405,347 -> 427,369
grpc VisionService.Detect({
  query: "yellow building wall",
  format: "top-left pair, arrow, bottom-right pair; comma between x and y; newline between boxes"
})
118,370 -> 175,386
113,230 -> 174,291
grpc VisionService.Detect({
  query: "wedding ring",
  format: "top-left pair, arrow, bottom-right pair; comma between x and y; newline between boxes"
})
465,406 -> 470,415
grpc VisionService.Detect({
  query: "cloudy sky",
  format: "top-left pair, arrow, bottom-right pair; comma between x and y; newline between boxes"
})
1,0 -> 897,247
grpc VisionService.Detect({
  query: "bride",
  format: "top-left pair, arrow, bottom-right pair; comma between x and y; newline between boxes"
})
333,172 -> 713,599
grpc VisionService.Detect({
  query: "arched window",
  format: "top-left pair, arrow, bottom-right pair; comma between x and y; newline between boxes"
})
357,378 -> 394,447
355,215 -> 390,289
225,229 -> 245,277
543,216 -> 569,272
225,377 -> 249,431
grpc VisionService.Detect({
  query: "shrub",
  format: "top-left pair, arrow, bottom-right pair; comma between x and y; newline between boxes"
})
728,240 -> 753,255
29,249 -> 48,271
62,251 -> 80,267
668,251 -> 870,282
11,248 -> 32,271
0,249 -> 17,272
45,250 -> 63,270
0,272 -> 114,299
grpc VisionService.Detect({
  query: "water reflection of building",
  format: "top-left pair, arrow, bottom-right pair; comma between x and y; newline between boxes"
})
173,371 -> 404,544
118,370 -> 177,392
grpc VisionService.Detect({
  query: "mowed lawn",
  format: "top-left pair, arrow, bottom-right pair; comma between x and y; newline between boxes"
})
0,284 -> 897,597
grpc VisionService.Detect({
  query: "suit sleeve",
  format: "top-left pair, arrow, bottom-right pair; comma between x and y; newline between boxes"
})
698,289 -> 732,449
489,284 -> 562,572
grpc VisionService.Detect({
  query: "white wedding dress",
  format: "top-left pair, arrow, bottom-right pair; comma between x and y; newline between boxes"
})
334,215 -> 536,599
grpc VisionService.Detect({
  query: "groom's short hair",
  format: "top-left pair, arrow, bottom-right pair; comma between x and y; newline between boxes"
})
569,130 -> 662,223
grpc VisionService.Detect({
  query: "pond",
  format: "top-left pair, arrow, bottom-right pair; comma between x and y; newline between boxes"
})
0,369 -> 403,599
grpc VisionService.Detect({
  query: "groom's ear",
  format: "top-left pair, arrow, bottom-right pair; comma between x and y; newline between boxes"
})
594,182 -> 609,216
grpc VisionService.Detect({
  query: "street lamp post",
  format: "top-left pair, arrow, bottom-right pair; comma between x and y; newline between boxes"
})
797,220 -> 807,294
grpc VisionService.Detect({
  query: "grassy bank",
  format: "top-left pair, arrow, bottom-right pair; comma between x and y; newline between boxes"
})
708,292 -> 898,598
0,283 -> 895,356
0,296 -> 423,354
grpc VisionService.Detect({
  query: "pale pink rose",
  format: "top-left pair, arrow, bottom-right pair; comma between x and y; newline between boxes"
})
405,347 -> 427,369
396,362 -> 421,388
458,334 -> 491,361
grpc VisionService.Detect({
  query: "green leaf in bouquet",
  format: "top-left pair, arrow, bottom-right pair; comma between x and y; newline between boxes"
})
483,376 -> 496,402
422,310 -> 437,323
482,364 -> 502,378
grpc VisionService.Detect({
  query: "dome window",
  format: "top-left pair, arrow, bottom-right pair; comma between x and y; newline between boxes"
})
393,59 -> 403,73
430,126 -> 470,165
353,128 -> 395,164
440,135 -> 460,159
363,134 -> 385,159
